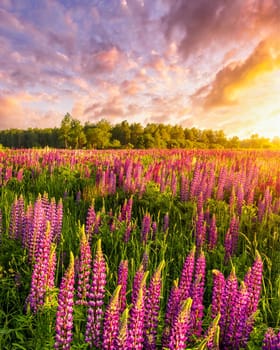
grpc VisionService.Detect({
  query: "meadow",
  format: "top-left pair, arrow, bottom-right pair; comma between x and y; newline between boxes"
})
0,148 -> 279,349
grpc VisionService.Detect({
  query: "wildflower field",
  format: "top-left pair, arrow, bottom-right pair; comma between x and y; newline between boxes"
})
0,148 -> 279,349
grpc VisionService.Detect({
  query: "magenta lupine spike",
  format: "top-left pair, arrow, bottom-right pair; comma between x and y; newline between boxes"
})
9,195 -> 25,242
180,174 -> 189,202
102,285 -> 122,350
117,308 -> 129,349
208,214 -> 218,250
195,208 -> 206,251
117,260 -> 129,313
162,280 -> 181,348
241,252 -> 263,346
76,227 -> 92,305
190,251 -> 206,337
85,239 -> 107,348
229,186 -> 236,213
211,270 -> 226,319
262,328 -> 280,349
179,246 -> 195,302
121,198 -> 128,222
216,166 -> 227,200
127,273 -> 148,350
54,252 -> 75,350
123,222 -> 132,243
131,264 -> 145,306
163,213 -> 169,233
26,222 -> 52,313
168,298 -> 193,350
219,267 -> 239,342
226,281 -> 250,348
151,221 -> 157,240
141,213 -> 151,243
204,313 -> 221,350
144,260 -> 165,350
85,203 -> 96,243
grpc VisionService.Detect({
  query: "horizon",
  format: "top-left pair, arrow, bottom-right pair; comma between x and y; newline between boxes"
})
1,0 -> 280,139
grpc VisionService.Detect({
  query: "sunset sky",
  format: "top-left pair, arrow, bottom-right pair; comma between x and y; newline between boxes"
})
1,0 -> 280,139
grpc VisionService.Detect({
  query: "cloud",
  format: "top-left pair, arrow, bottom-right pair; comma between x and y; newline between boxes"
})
193,36 -> 280,108
163,0 -> 280,58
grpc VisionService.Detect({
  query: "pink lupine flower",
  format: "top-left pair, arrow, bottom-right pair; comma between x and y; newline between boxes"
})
54,252 -> 75,350
76,227 -> 92,305
85,239 -> 107,348
169,298 -> 193,350
117,260 -> 129,313
144,260 -> 165,349
102,285 -> 122,350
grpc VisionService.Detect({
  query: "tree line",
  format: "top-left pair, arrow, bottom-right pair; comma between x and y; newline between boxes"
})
0,113 -> 279,149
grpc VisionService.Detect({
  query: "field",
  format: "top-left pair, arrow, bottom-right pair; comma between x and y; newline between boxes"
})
0,148 -> 279,349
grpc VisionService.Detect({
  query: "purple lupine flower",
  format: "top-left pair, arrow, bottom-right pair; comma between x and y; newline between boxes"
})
117,308 -> 129,349
144,260 -> 165,350
195,208 -> 206,250
76,227 -> 92,305
236,183 -> 244,216
127,280 -> 147,350
241,252 -> 263,346
262,328 -> 280,349
219,268 -> 239,343
117,260 -> 129,313
190,251 -> 206,337
141,213 -> 151,243
211,269 -> 226,319
204,313 -> 221,350
171,171 -> 177,197
163,213 -> 169,233
131,264 -> 145,306
85,203 -> 96,243
102,285 -> 122,350
180,174 -> 189,202
179,246 -> 195,302
26,222 -> 52,313
208,214 -> 218,250
85,239 -> 107,348
162,280 -> 181,348
123,222 -> 132,243
54,252 -> 75,350
226,281 -> 250,348
168,298 -> 193,350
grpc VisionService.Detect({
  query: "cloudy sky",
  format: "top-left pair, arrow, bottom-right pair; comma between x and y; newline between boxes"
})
1,0 -> 280,138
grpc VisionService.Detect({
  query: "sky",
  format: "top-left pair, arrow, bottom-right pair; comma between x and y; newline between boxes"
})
0,0 -> 280,139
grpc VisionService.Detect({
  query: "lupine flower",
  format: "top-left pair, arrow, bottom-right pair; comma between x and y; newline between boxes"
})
204,313 -> 221,350
76,227 -> 92,305
144,260 -> 165,350
117,308 -> 129,349
169,298 -> 193,350
190,251 -> 206,337
131,264 -> 145,306
85,239 -> 107,348
117,260 -> 129,313
195,209 -> 206,250
127,284 -> 146,349
141,213 -> 151,243
208,214 -> 218,250
26,222 -> 52,313
262,328 -> 280,349
179,246 -> 195,301
162,280 -> 181,348
211,270 -> 226,319
54,252 -> 75,350
102,285 -> 122,350
219,268 -> 238,344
